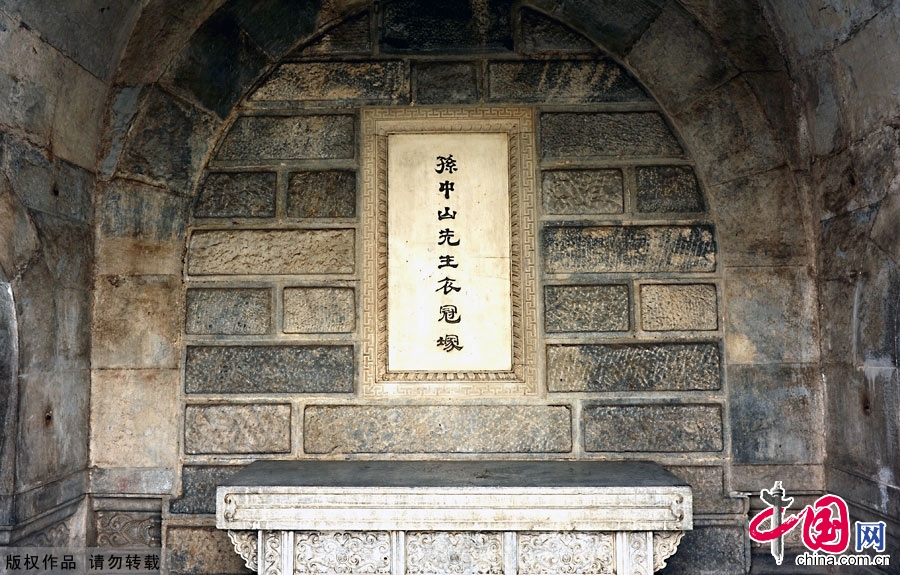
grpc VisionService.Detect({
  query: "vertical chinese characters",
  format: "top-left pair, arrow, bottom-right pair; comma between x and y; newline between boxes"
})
434,154 -> 463,352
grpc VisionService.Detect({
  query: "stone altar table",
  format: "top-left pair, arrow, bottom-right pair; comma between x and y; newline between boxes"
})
216,460 -> 692,574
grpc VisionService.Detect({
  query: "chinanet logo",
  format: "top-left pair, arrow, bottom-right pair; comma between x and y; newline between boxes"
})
749,482 -> 891,568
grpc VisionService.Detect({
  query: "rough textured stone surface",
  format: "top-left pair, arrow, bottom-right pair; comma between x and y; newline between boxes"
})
283,287 -> 356,333
170,465 -> 243,515
542,225 -> 716,273
187,229 -> 355,275
184,404 -> 291,454
90,369 -> 179,468
223,0 -> 320,57
413,62 -> 479,104
215,114 -> 355,161
640,283 -> 718,331
664,466 -> 745,515
165,526 -> 250,574
541,169 -> 623,215
725,267 -> 817,364
543,285 -> 629,332
287,171 -> 357,219
118,88 -> 217,195
252,62 -> 408,104
730,364 -> 824,465
540,112 -> 683,159
185,345 -> 355,394
292,11 -> 372,57
304,405 -> 572,454
547,343 -> 721,392
30,213 -> 92,288
661,525 -> 748,574
635,166 -> 704,213
487,60 -> 648,103
93,275 -> 181,369
583,403 -> 723,452
518,8 -> 597,54
5,140 -> 94,222
185,288 -> 271,335
194,172 -> 276,218
380,0 -> 513,53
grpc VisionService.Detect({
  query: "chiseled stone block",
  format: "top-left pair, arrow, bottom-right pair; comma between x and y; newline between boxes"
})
187,229 -> 355,275
540,112 -> 682,159
287,171 -> 356,219
215,114 -> 355,161
380,0 -> 512,53
543,225 -> 716,274
251,62 -> 409,104
295,532 -> 391,574
413,62 -> 479,104
640,284 -> 718,331
406,532 -> 502,575
519,8 -> 598,53
544,285 -> 629,332
194,172 -> 276,218
185,288 -> 271,335
184,404 -> 291,454
185,345 -> 354,394
635,166 -> 704,213
583,403 -> 723,452
547,343 -> 721,392
518,532 -> 614,574
283,287 -> 355,333
171,465 -> 243,515
488,60 -> 648,103
541,169 -> 624,215
304,405 -> 572,453
164,526 -> 248,574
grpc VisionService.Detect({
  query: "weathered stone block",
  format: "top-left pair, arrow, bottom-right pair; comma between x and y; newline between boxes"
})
583,403 -> 723,452
5,139 -> 94,222
544,285 -> 629,332
30,213 -> 92,289
165,526 -> 251,574
215,114 -> 355,161
185,345 -> 354,394
187,229 -> 355,275
95,510 -> 162,547
730,364 -> 824,465
540,112 -> 682,159
413,62 -> 479,104
185,288 -> 271,335
93,275 -> 181,369
640,284 -> 718,331
304,405 -> 572,453
518,8 -> 597,54
90,369 -> 179,468
380,0 -> 512,53
283,287 -> 356,333
287,171 -> 357,219
542,225 -> 716,273
194,172 -> 276,218
488,60 -> 648,103
99,179 -> 188,240
635,166 -> 704,213
541,169 -> 623,215
660,525 -> 748,574
664,466 -> 744,515
252,62 -> 408,104
223,0 -> 320,57
724,267 -> 817,364
547,343 -> 721,392
170,465 -> 242,515
184,404 -> 291,454
291,12 -> 371,57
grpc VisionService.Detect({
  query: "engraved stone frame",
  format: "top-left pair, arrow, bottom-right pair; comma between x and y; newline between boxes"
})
362,108 -> 537,397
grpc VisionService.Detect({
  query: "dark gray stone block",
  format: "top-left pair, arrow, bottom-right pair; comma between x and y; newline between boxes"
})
661,525 -> 749,574
380,0 -> 513,53
170,465 -> 243,515
518,8 -> 597,54
184,345 -> 355,394
547,343 -> 721,392
5,139 -> 94,222
541,169 -> 624,215
252,62 -> 409,104
165,526 -> 253,574
166,9 -> 270,119
195,172 -> 277,218
216,114 -> 355,161
488,60 -> 648,103
29,213 -> 92,290
304,405 -> 572,454
99,179 -> 189,239
291,12 -> 372,57
540,112 -> 682,159
635,166 -> 704,213
664,466 -> 745,515
224,0 -> 320,56
542,225 -> 716,273
730,365 -> 823,465
287,171 -> 357,218
544,285 -> 629,332
413,62 -> 479,104
583,403 -> 723,452
185,288 -> 272,335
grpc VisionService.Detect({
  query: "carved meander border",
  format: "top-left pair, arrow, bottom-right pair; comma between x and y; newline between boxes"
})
361,107 -> 537,397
